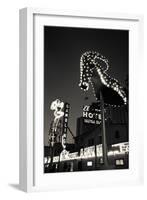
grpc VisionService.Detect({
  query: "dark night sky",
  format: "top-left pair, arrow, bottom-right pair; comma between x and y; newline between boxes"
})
44,26 -> 128,146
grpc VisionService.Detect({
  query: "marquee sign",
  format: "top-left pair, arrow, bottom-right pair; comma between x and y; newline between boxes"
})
60,150 -> 70,161
84,146 -> 95,158
80,146 -> 95,158
53,156 -> 60,163
96,144 -> 103,157
45,142 -> 129,163
112,142 -> 129,154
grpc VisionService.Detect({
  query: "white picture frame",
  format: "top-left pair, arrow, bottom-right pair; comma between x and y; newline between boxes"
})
19,7 -> 144,192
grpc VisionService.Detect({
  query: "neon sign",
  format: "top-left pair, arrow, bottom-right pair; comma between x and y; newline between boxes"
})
50,99 -> 64,121
79,51 -> 127,106
49,100 -> 70,149
49,99 -> 64,147
62,102 -> 70,150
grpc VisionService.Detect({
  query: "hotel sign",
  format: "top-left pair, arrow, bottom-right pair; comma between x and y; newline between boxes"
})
83,105 -> 101,125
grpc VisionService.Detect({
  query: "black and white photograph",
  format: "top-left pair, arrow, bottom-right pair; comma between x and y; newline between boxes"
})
44,25 -> 129,173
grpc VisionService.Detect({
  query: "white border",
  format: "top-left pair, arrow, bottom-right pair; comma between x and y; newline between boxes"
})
19,8 -> 144,192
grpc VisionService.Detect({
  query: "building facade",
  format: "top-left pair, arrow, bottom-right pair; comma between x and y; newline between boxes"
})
44,104 -> 129,173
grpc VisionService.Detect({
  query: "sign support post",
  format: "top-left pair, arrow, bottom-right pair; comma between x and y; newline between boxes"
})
100,91 -> 109,168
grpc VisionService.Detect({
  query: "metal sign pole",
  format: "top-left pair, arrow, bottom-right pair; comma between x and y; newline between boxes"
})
100,91 -> 109,168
